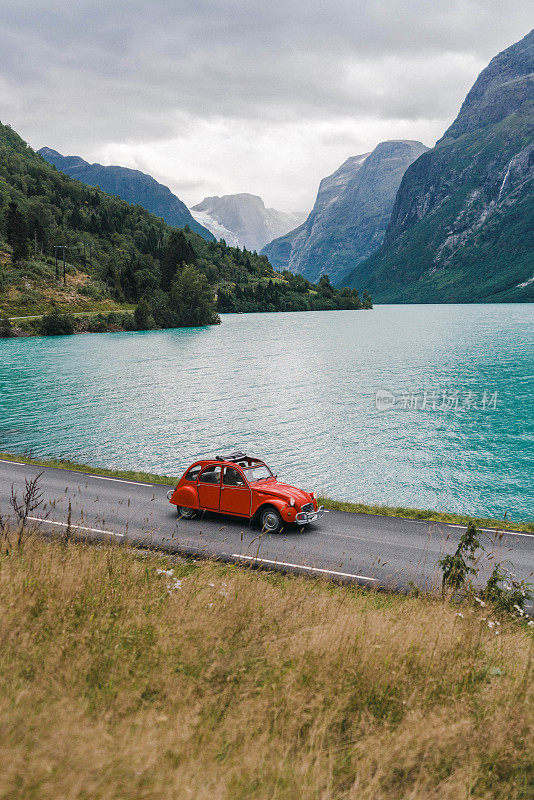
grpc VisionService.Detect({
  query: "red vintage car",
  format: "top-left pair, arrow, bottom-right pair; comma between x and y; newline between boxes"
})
167,451 -> 324,533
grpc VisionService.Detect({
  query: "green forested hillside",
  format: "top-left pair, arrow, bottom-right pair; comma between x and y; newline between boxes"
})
0,121 -> 370,331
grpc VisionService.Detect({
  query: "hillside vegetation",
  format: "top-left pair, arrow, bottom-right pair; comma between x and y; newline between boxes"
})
0,533 -> 532,800
38,146 -> 215,240
0,121 -> 371,329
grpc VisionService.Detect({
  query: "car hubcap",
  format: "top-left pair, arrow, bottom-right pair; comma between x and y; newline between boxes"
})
262,511 -> 279,531
179,507 -> 194,518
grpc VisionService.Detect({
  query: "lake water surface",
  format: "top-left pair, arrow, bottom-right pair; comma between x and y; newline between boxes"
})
0,305 -> 532,520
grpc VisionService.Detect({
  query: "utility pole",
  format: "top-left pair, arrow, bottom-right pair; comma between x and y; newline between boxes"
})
53,245 -> 66,282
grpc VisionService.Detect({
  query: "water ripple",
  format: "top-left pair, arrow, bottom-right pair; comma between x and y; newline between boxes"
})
0,305 -> 532,520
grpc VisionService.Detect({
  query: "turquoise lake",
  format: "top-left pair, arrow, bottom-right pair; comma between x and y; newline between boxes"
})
0,304 -> 532,520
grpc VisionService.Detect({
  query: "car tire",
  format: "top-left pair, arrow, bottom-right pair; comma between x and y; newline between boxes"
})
177,506 -> 197,519
260,506 -> 283,534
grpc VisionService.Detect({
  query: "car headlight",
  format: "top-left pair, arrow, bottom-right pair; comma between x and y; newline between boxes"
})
289,498 -> 295,507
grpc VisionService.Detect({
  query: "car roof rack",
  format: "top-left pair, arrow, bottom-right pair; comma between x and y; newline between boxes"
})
215,451 -> 248,462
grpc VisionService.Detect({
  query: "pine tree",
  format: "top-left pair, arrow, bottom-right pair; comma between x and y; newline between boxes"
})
185,238 -> 197,265
133,297 -> 155,331
169,265 -> 218,326
161,230 -> 189,291
5,202 -> 29,263
317,274 -> 334,298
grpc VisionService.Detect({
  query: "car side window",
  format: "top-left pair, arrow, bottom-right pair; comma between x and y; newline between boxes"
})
199,465 -> 221,485
185,465 -> 201,481
223,467 -> 246,487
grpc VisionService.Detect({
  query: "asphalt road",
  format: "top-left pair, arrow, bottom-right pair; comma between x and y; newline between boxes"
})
1,458 -> 533,596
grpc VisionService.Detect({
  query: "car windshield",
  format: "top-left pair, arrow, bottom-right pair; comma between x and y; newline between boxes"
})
243,465 -> 273,482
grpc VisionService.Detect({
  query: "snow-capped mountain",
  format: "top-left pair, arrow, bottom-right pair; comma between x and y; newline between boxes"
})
188,208 -> 241,248
190,193 -> 306,251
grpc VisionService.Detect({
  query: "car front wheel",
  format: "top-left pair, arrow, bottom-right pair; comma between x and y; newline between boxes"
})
260,507 -> 283,534
177,506 -> 197,519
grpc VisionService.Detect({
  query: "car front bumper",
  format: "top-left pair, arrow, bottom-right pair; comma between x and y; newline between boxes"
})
295,505 -> 325,525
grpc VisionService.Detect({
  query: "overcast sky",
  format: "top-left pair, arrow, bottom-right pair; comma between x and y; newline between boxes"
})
1,1 -> 532,212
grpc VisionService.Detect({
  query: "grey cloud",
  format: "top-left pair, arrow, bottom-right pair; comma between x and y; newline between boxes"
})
1,1 -> 532,144
0,1 -> 531,207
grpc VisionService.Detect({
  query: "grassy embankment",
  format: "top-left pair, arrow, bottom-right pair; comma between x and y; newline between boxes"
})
1,450 -> 532,533
0,248 -> 132,318
0,532 -> 532,800
0,248 -> 135,335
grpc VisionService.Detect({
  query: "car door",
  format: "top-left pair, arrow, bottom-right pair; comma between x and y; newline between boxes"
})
220,466 -> 251,516
197,465 -> 222,510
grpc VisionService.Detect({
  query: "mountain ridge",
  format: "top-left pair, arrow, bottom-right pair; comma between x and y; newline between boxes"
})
342,29 -> 534,302
262,140 -> 428,284
38,147 -> 214,241
191,193 -> 305,251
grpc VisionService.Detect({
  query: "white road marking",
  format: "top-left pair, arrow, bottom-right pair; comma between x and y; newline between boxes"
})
1,460 -> 530,538
27,516 -> 123,537
446,523 -> 534,538
0,461 -> 152,487
91,475 -> 153,486
232,553 -> 377,582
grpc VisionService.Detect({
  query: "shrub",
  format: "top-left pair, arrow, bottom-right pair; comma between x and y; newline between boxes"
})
122,313 -> 137,331
133,297 -> 155,330
79,282 -> 105,299
439,521 -> 482,591
86,315 -> 109,333
39,310 -> 75,336
0,315 -> 15,338
482,563 -> 533,614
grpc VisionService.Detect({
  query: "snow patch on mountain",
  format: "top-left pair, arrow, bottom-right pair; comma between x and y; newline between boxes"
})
191,194 -> 306,251
189,209 -> 241,248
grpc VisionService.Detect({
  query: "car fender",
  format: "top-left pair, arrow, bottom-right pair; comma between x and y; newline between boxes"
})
169,485 -> 199,509
256,498 -> 296,524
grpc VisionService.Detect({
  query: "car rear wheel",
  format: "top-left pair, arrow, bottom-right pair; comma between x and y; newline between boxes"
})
177,506 -> 197,519
260,506 -> 283,534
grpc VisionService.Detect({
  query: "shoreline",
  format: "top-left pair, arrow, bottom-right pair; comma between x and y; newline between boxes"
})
1,450 -> 532,533
2,305 -> 372,339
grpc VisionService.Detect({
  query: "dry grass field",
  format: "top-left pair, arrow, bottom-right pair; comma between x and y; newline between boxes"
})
0,534 -> 532,800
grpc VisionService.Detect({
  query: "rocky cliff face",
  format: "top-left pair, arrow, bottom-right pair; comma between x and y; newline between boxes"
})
190,194 -> 305,252
38,148 -> 214,241
343,29 -> 534,302
262,142 -> 427,284
261,154 -> 369,272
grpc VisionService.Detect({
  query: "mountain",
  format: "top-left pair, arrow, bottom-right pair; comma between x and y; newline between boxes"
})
190,193 -> 305,251
0,120 -> 371,323
343,29 -> 534,302
261,154 -> 369,272
38,147 -> 214,241
188,207 -> 241,249
0,121 -> 268,319
262,141 -> 427,284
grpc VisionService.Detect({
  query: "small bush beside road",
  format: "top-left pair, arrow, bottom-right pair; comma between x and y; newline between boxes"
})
38,309 -> 76,336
